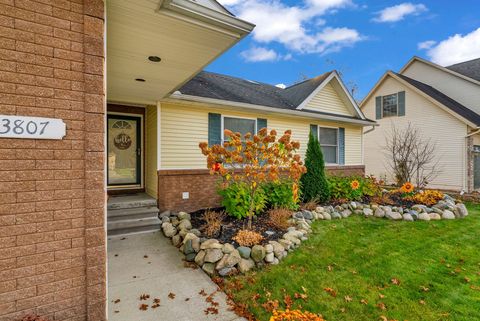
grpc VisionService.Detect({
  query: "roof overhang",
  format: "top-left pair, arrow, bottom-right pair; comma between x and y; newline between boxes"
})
296,71 -> 367,120
361,71 -> 479,128
164,93 -> 377,126
107,0 -> 255,106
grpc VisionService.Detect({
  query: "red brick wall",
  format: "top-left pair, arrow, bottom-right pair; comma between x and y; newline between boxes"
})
157,165 -> 365,212
0,1 -> 106,321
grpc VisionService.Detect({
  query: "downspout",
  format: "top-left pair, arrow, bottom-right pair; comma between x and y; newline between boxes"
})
363,125 -> 377,135
464,128 -> 480,193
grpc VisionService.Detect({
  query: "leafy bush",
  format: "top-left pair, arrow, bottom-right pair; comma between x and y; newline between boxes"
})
410,189 -> 444,206
267,208 -> 293,230
328,175 -> 382,201
300,131 -> 330,202
201,210 -> 225,238
218,182 -> 266,220
263,179 -> 299,210
233,229 -> 264,247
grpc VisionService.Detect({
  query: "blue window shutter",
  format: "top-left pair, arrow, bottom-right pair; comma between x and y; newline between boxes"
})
208,113 -> 221,146
398,91 -> 405,116
310,124 -> 318,139
338,128 -> 345,165
257,118 -> 267,132
375,96 -> 382,119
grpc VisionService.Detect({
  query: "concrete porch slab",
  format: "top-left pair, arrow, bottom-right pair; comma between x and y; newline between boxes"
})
107,231 -> 246,321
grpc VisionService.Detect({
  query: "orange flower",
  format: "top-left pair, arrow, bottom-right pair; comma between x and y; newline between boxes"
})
401,182 -> 414,193
211,162 -> 221,172
350,180 -> 360,190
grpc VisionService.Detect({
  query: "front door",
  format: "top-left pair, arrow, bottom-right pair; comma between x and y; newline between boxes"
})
107,114 -> 142,189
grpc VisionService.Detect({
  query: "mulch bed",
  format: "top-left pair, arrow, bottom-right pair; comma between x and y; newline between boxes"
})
189,207 -> 286,246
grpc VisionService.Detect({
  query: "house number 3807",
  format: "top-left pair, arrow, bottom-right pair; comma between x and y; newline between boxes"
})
0,115 -> 66,140
0,118 -> 50,135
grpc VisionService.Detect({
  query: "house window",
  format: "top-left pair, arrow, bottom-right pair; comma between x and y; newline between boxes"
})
319,127 -> 338,164
222,116 -> 256,142
382,93 -> 398,117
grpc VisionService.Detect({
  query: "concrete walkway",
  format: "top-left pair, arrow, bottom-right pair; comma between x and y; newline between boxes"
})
107,231 -> 245,321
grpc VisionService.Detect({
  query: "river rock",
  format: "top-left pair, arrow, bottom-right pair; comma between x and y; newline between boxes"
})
341,209 -> 352,218
374,207 -> 385,218
204,248 -> 223,263
237,246 -> 251,259
177,219 -> 192,231
251,245 -> 266,262
177,211 -> 191,221
403,213 -> 414,221
265,244 -> 273,253
442,210 -> 455,220
238,258 -> 255,273
222,243 -> 235,254
218,267 -> 237,277
331,212 -> 342,219
429,213 -> 441,220
418,212 -> 431,221
162,222 -> 177,237
171,234 -> 182,247
200,239 -> 223,250
302,210 -> 314,220
202,262 -> 215,276
455,203 -> 468,218
386,211 -> 402,220
195,250 -> 206,266
432,207 -> 444,215
363,208 -> 373,216
183,239 -> 194,255
323,212 -> 332,220
265,252 -> 274,263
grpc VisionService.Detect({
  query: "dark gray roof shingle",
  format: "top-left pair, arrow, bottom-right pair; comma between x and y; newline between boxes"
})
178,71 -> 331,110
396,73 -> 480,126
446,58 -> 480,82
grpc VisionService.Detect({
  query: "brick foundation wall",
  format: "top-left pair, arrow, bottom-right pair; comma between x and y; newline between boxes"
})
157,165 -> 365,212
0,1 -> 106,321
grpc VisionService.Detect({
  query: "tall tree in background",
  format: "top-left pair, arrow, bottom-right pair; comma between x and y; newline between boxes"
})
300,131 -> 331,202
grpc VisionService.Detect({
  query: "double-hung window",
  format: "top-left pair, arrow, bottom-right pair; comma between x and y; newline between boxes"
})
319,127 -> 338,164
222,116 -> 256,142
382,93 -> 398,117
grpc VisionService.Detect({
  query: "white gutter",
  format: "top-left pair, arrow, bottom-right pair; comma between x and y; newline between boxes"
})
166,93 -> 377,126
159,0 -> 255,36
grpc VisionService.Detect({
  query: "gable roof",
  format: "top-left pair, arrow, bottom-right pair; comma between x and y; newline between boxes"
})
447,58 -> 480,82
399,56 -> 480,86
178,71 -> 334,110
395,73 -> 480,126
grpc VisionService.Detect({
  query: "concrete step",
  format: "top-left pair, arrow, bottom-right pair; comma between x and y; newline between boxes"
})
107,193 -> 157,210
108,206 -> 160,221
107,224 -> 162,237
107,216 -> 161,231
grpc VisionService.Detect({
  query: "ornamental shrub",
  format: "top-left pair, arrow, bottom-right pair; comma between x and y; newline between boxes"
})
300,131 -> 330,202
328,175 -> 382,201
218,182 -> 267,220
263,179 -> 300,210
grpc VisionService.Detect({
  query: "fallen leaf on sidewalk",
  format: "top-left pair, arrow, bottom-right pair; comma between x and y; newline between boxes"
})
168,292 -> 176,299
139,304 -> 148,311
139,294 -> 150,300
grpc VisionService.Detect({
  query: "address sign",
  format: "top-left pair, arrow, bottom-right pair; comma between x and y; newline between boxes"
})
0,115 -> 66,140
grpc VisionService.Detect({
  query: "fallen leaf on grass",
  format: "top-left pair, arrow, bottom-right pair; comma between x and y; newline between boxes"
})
470,285 -> 480,290
294,292 -> 308,300
391,278 -> 401,285
377,302 -> 387,311
378,294 -> 385,299
327,265 -> 333,272
344,295 -> 352,302
419,300 -> 426,305
261,300 -> 279,313
252,293 -> 261,301
139,304 -> 148,311
360,299 -> 368,305
379,316 -> 388,321
139,294 -> 150,300
420,286 -> 429,292
464,277 -> 471,283
168,292 -> 176,299
283,294 -> 293,309
324,287 -> 337,297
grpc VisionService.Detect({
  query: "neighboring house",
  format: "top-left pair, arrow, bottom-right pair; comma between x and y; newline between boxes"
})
361,56 -> 480,192
112,70 -> 375,212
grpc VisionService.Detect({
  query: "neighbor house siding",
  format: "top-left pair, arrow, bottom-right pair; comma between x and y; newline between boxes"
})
145,105 -> 158,197
304,82 -> 352,116
362,76 -> 468,190
402,61 -> 480,114
159,101 -> 363,169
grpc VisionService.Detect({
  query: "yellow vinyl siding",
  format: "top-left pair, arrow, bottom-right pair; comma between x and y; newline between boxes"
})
304,82 -> 352,116
362,75 -> 467,190
160,102 -> 363,169
145,105 -> 158,197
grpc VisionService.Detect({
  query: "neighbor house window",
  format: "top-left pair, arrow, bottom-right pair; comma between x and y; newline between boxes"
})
382,93 -> 398,117
222,116 -> 256,142
319,127 -> 338,164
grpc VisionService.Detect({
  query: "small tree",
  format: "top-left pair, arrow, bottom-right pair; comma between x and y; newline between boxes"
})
300,131 -> 330,202
199,128 -> 306,229
384,123 -> 441,188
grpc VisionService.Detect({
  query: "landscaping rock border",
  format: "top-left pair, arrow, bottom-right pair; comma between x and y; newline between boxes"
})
161,194 -> 468,276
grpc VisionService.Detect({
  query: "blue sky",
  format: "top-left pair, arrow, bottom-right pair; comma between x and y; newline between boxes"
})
206,0 -> 480,100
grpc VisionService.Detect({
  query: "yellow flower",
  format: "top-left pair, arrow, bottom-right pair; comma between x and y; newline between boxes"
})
401,182 -> 414,193
350,180 -> 360,190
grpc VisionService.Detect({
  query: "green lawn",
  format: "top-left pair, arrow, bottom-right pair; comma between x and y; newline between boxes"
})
225,203 -> 480,321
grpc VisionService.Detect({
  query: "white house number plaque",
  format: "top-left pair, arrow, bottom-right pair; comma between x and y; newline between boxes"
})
0,115 -> 66,140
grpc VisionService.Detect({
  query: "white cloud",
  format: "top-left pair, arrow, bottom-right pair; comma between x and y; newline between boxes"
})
219,0 -> 363,58
373,2 -> 427,23
275,83 -> 286,89
422,28 -> 480,66
417,40 -> 436,50
240,47 -> 279,62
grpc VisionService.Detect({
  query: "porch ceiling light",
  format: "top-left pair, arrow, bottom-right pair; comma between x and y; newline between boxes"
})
135,78 -> 146,82
148,56 -> 161,62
